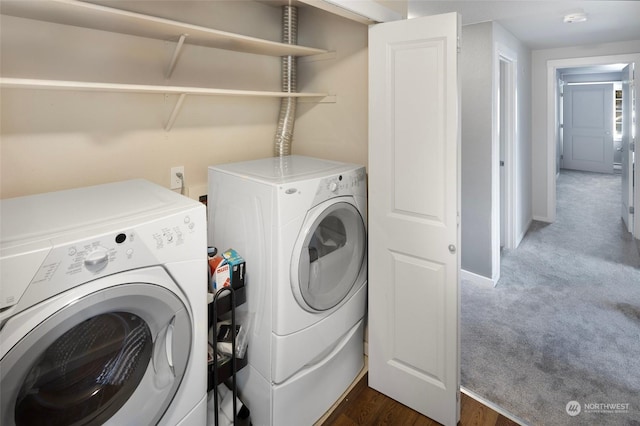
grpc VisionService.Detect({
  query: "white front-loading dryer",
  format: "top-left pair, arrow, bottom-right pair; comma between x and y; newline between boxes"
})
208,155 -> 367,426
0,180 -> 207,426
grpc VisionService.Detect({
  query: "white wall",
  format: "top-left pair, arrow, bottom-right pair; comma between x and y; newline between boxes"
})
459,22 -> 532,280
0,1 -> 368,199
531,39 -> 640,221
460,22 -> 493,278
294,6 -> 369,165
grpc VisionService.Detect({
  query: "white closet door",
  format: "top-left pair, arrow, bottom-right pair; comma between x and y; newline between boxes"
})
368,12 -> 461,426
563,83 -> 614,173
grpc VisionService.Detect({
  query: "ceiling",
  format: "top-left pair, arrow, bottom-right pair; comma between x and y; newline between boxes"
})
406,1 -> 640,50
408,0 -> 640,51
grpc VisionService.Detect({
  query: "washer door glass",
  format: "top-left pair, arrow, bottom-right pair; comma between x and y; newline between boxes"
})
294,201 -> 366,311
1,281 -> 192,426
15,312 -> 152,425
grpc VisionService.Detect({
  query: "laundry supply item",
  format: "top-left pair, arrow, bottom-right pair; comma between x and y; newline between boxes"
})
209,249 -> 245,291
214,311 -> 252,359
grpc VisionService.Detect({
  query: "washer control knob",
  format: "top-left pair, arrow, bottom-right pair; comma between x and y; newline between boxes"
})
84,247 -> 109,273
329,182 -> 338,192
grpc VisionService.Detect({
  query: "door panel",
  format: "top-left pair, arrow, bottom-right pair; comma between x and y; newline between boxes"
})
621,64 -> 635,232
369,12 -> 461,426
563,84 -> 614,173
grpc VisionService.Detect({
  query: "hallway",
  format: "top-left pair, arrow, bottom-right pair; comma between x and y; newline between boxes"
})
461,170 -> 640,425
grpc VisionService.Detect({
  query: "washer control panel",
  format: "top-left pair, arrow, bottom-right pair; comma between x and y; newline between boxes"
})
28,212 -> 202,295
83,246 -> 110,273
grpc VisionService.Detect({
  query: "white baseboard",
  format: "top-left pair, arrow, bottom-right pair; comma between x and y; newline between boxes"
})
532,215 -> 552,223
461,387 -> 530,426
461,269 -> 496,287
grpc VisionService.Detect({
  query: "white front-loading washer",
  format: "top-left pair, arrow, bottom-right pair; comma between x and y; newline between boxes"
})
208,155 -> 367,426
0,180 -> 207,426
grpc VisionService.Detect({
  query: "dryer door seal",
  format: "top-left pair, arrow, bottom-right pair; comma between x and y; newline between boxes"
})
292,199 -> 366,311
0,282 -> 191,426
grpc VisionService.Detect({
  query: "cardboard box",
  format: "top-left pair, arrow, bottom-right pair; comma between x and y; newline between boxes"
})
209,248 -> 245,291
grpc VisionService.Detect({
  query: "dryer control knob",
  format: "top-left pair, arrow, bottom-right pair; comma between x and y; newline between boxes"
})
84,247 -> 109,273
329,182 -> 338,192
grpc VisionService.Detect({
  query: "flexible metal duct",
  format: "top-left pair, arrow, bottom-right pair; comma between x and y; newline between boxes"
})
274,5 -> 298,157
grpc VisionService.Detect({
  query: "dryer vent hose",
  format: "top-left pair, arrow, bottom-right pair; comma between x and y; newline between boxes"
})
274,5 -> 298,158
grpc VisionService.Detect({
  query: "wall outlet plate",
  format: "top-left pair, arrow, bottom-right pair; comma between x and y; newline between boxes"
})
170,166 -> 184,190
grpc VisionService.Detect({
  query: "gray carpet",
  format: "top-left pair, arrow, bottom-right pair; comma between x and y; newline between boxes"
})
461,169 -> 640,426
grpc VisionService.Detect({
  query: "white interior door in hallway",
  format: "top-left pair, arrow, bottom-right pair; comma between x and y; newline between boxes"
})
368,12 -> 461,426
621,63 -> 635,233
562,83 -> 614,173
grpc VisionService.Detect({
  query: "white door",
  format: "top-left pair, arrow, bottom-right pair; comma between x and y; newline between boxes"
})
368,12 -> 461,426
621,63 -> 635,233
562,83 -> 614,173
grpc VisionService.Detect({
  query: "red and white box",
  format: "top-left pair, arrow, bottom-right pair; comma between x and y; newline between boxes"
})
208,248 -> 245,291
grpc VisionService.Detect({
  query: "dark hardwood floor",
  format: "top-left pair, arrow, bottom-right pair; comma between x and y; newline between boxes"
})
321,374 -> 519,426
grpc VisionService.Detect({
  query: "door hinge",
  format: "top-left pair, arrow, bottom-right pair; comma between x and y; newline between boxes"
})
457,36 -> 461,53
631,206 -> 635,214
559,124 -> 563,128
631,142 -> 636,152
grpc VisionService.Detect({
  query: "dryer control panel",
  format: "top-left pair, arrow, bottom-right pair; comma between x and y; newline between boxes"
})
313,167 -> 366,206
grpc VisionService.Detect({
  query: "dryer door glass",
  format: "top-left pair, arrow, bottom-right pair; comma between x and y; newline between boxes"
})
297,201 -> 366,311
14,312 -> 152,426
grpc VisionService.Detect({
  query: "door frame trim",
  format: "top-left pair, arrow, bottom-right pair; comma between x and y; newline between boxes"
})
492,43 -> 518,283
545,53 -> 640,236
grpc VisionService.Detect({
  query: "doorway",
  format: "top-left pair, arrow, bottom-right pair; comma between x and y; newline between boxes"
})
493,44 -> 518,283
545,54 -> 639,237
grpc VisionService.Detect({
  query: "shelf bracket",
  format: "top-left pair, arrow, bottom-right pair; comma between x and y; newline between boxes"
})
165,93 -> 187,131
166,34 -> 188,79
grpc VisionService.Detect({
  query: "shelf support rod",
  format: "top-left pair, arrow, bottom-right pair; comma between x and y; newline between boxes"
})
166,34 -> 188,79
165,93 -> 187,131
